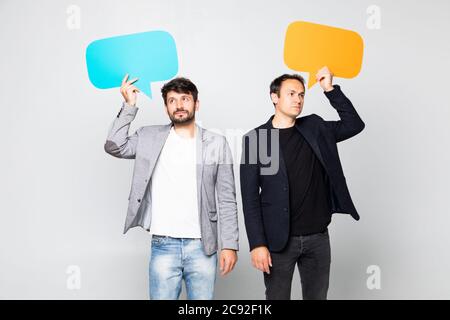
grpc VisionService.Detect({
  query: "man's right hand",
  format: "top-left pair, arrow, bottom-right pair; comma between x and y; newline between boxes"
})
251,246 -> 272,274
120,74 -> 140,106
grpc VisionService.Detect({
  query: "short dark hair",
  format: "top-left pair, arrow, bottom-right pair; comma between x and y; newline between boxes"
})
161,77 -> 198,105
270,73 -> 305,97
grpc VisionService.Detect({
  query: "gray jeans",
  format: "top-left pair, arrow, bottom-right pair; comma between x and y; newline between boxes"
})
263,229 -> 331,300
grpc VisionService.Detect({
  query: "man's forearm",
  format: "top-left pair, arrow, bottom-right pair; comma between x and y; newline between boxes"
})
323,85 -> 365,141
104,102 -> 140,159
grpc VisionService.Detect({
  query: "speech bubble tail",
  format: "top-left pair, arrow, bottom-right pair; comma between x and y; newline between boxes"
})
307,74 -> 317,89
136,82 -> 152,98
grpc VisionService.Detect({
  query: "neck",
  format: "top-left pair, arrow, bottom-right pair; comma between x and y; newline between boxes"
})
173,120 -> 196,138
272,111 -> 296,128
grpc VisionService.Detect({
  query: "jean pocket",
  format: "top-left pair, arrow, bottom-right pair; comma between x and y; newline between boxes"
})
151,235 -> 166,245
316,229 -> 329,240
305,229 -> 329,241
208,210 -> 218,222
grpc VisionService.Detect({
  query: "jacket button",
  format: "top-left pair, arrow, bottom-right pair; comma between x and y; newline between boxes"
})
137,199 -> 141,203
283,207 -> 288,212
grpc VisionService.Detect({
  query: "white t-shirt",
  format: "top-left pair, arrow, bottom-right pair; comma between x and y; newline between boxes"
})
149,127 -> 201,238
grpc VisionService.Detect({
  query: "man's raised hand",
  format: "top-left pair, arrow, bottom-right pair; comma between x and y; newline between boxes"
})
120,74 -> 140,106
316,66 -> 334,92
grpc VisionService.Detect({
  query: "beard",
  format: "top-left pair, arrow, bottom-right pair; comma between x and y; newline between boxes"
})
169,109 -> 195,124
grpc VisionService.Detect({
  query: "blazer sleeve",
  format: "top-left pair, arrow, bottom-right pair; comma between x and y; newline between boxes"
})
240,131 -> 268,251
322,85 -> 365,142
216,137 -> 239,251
104,102 -> 141,159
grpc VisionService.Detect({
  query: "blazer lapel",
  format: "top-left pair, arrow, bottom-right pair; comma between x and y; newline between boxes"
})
263,116 -> 288,179
195,124 -> 205,213
264,115 -> 326,177
295,118 -> 326,169
147,124 -> 172,177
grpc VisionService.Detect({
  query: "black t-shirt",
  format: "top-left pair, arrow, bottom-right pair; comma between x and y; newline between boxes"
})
278,126 -> 331,236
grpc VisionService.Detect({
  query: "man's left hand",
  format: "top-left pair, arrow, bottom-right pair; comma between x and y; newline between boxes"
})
316,66 -> 334,92
219,249 -> 237,276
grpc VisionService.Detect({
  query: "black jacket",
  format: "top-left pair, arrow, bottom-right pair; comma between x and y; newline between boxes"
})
240,85 -> 365,252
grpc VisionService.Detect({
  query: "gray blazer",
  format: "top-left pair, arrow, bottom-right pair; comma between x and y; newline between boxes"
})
104,103 -> 239,255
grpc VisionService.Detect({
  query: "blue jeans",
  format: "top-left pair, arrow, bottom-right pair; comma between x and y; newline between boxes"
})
149,235 -> 217,300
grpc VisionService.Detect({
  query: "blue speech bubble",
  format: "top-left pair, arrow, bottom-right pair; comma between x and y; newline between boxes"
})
86,30 -> 178,98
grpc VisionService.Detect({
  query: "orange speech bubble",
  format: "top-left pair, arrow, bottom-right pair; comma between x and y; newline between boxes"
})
284,21 -> 364,88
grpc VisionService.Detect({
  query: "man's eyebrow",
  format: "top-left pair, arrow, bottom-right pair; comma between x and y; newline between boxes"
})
288,89 -> 304,94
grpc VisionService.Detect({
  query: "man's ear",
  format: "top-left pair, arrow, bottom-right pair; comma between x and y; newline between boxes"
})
164,104 -> 169,116
270,93 -> 279,106
195,99 -> 200,112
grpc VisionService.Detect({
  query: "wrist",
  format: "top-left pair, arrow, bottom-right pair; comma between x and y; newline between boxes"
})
251,245 -> 268,252
324,85 -> 334,92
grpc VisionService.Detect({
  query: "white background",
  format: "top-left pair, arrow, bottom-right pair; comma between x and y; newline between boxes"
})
1,0 -> 449,299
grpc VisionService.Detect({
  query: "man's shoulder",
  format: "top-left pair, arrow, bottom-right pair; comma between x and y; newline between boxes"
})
241,114 -> 324,138
298,113 -> 323,123
139,124 -> 171,133
294,114 -> 327,130
242,122 -> 270,138
202,127 -> 227,145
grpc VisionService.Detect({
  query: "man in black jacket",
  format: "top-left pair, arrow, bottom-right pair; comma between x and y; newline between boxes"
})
240,66 -> 365,300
